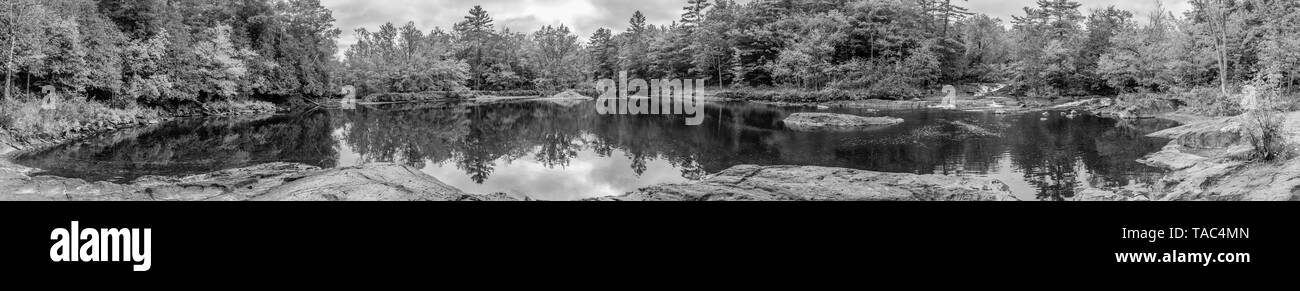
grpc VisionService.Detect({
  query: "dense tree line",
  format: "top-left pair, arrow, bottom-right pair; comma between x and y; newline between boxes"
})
1,0 -> 340,105
340,0 -> 1300,101
9,0 -> 1300,106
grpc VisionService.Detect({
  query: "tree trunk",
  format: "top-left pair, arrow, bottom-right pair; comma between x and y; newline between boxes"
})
717,63 -> 723,88
4,5 -> 13,101
1217,1 -> 1228,96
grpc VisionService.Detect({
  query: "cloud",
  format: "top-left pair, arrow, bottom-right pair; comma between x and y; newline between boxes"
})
966,0 -> 1193,24
323,0 -> 695,56
323,0 -> 1194,57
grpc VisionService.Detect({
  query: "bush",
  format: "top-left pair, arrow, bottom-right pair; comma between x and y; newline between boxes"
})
1173,87 -> 1242,116
0,95 -> 160,140
1243,110 -> 1293,161
1103,93 -> 1181,118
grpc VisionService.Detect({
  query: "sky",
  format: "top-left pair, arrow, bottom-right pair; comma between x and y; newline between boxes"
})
322,0 -> 1194,54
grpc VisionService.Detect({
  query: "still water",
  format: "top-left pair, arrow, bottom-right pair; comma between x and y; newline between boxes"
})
15,100 -> 1179,201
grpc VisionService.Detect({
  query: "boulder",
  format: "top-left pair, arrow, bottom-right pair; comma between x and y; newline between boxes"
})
781,112 -> 903,131
594,165 -> 1017,201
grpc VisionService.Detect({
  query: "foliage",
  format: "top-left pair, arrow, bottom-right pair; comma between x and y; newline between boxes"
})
3,0 -> 340,104
715,88 -> 857,103
0,94 -> 159,140
342,22 -> 470,96
9,0 -> 1300,117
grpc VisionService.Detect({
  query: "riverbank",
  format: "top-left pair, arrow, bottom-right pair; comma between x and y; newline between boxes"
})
0,160 -> 1018,201
1040,94 -> 1300,200
0,97 -> 289,197
0,98 -> 283,153
0,162 -> 516,201
2,90 -> 1295,201
1125,111 -> 1300,201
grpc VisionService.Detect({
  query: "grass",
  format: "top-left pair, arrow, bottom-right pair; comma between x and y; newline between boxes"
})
1242,110 -> 1293,162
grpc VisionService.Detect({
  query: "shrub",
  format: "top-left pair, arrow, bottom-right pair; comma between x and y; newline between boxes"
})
1243,110 -> 1293,161
0,95 -> 160,141
1103,93 -> 1181,118
1240,77 -> 1296,161
1173,87 -> 1242,116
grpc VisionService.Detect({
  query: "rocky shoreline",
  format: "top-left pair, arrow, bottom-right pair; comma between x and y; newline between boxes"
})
3,96 -> 1295,201
1057,101 -> 1300,201
0,160 -> 1019,201
0,99 -> 1018,201
590,165 -> 1017,201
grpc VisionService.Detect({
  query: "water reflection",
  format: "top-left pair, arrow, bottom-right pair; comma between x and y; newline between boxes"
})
16,100 -> 1178,201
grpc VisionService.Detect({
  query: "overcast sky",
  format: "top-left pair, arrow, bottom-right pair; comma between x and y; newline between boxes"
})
323,0 -> 1193,54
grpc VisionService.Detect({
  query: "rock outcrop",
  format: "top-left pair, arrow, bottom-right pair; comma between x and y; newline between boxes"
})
0,162 -> 514,201
1138,112 -> 1300,201
251,164 -> 511,201
782,112 -> 903,131
593,165 -> 1017,201
541,90 -> 594,107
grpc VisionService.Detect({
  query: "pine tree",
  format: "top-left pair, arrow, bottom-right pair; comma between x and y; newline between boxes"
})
681,0 -> 711,29
587,28 -> 617,79
628,11 -> 647,35
621,11 -> 651,78
454,5 -> 496,90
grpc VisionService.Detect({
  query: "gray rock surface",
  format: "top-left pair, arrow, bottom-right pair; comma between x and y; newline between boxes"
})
0,162 -> 513,201
1139,112 -> 1300,201
782,113 -> 903,131
593,165 -> 1017,201
251,163 -> 502,201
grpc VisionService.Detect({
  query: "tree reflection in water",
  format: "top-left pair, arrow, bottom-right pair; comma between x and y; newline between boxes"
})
16,100 -> 1179,200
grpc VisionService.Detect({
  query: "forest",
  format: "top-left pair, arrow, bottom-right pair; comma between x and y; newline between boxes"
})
2,0 -> 1299,136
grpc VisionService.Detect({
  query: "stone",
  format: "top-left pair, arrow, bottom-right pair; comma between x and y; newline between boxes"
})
0,162 -> 518,201
594,165 -> 1017,201
1140,112 -> 1300,201
782,113 -> 903,131
250,163 -> 496,201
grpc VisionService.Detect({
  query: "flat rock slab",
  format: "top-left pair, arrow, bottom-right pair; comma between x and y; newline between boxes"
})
0,162 -> 516,201
594,165 -> 1017,201
1138,111 -> 1300,201
251,164 -> 501,201
782,113 -> 903,131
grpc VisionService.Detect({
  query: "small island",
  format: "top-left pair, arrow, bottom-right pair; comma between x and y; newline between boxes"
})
781,112 -> 904,131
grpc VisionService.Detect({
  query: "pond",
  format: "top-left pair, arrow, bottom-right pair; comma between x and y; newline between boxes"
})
14,99 -> 1181,201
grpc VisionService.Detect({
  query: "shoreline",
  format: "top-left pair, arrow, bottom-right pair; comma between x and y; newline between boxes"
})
2,95 -> 1285,201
